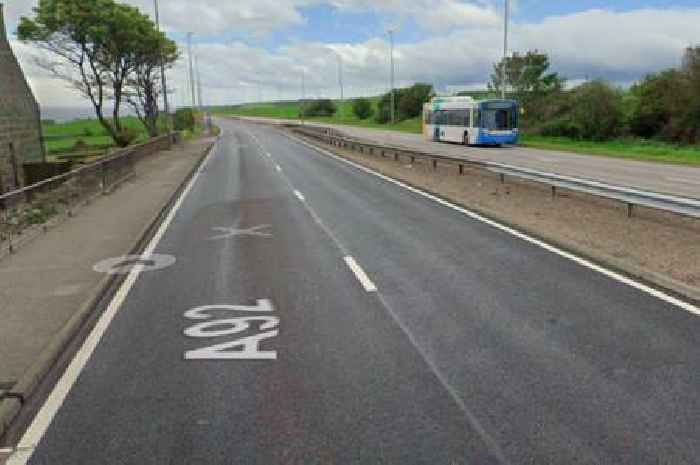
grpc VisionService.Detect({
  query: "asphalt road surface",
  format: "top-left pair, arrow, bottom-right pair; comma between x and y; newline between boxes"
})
237,116 -> 700,199
7,119 -> 700,465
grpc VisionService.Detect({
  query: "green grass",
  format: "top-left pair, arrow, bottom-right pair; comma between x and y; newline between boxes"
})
212,99 -> 424,134
520,134 -> 700,166
213,99 -> 700,166
42,116 -> 151,156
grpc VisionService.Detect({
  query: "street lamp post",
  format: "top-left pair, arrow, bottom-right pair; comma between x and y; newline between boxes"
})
153,0 -> 170,134
502,0 -> 509,99
187,32 -> 196,110
387,29 -> 395,124
301,69 -> 306,125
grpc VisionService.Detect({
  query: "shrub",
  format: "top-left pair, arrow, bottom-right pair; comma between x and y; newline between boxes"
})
539,118 -> 581,139
301,99 -> 336,117
570,80 -> 623,141
174,108 -> 195,131
118,127 -> 141,145
352,98 -> 373,120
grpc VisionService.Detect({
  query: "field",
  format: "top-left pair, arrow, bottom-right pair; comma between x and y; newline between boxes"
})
42,117 -> 151,160
213,100 -> 700,166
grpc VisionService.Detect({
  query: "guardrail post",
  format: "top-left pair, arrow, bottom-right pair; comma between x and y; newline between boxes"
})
101,161 -> 107,194
459,164 -> 464,175
410,155 -> 415,164
2,207 -> 11,254
627,203 -> 634,218
551,186 -> 557,199
432,159 -> 437,170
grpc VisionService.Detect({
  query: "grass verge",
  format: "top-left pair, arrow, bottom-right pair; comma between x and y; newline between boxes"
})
213,100 -> 700,166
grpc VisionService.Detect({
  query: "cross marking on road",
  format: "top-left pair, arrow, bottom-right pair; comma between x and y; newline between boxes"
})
208,224 -> 273,240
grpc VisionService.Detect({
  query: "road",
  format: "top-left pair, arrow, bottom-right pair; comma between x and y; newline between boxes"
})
237,116 -> 700,199
6,118 -> 700,465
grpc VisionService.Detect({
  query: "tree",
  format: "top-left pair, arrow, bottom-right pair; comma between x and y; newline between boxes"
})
489,51 -> 564,102
352,98 -> 373,120
628,46 -> 700,143
125,27 -> 179,137
17,0 -> 168,146
397,83 -> 433,120
571,80 -> 623,141
628,70 -> 683,138
375,83 -> 433,124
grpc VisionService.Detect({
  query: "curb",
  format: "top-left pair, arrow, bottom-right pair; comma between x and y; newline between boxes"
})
0,137 -> 217,441
287,129 -> 700,307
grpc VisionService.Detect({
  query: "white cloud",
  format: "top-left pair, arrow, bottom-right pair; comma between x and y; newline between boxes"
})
7,2 -> 700,109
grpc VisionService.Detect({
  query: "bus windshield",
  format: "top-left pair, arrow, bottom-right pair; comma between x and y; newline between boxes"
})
481,102 -> 517,130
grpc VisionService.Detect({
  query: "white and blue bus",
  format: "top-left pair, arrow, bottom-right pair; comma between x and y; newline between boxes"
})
422,96 -> 518,146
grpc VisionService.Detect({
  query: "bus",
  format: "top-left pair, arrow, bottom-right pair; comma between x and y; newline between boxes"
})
422,96 -> 518,146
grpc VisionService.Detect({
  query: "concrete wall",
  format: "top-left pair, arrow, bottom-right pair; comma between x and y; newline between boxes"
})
0,3 -> 45,193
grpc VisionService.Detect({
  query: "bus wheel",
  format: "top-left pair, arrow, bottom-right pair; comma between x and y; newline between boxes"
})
463,132 -> 469,146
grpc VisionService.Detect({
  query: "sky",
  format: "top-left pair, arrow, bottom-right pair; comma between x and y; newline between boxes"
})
4,0 -> 700,109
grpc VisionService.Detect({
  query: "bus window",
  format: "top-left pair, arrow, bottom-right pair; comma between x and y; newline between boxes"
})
481,102 -> 517,130
472,110 -> 480,128
435,111 -> 447,125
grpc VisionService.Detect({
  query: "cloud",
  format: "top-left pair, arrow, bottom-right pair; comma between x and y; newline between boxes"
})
8,2 -> 700,109
515,8 -> 700,82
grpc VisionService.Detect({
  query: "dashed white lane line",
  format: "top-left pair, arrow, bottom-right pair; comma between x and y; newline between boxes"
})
343,256 -> 377,292
294,190 -> 305,201
286,132 -> 700,317
6,139 -> 221,465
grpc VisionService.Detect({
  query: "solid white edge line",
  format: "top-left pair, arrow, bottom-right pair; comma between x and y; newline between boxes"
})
344,256 -> 378,292
288,134 -> 700,317
6,141 -> 220,465
294,190 -> 305,202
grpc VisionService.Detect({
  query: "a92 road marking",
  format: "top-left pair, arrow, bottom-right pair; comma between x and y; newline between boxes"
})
183,299 -> 279,360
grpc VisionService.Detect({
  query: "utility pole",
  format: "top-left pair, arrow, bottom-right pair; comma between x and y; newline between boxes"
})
153,0 -> 170,133
502,0 -> 509,99
187,33 -> 196,110
387,29 -> 395,124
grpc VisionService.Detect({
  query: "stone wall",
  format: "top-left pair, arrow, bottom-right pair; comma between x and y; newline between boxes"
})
0,3 -> 45,193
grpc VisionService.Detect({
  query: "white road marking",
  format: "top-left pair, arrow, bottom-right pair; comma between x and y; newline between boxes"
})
294,190 -> 305,202
288,133 -> 700,317
92,254 -> 176,274
208,224 -> 272,240
275,165 -> 282,172
666,176 -> 700,186
6,140 -> 220,465
344,256 -> 377,292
